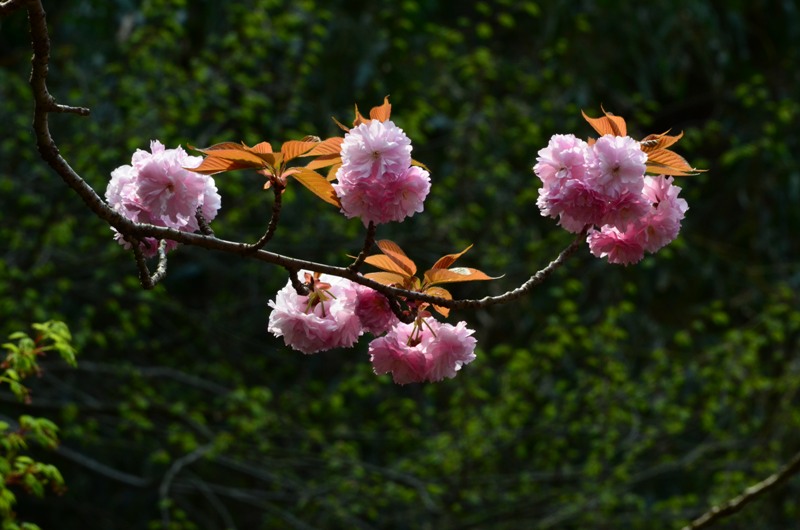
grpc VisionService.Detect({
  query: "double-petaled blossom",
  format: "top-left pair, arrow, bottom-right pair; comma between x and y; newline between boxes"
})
267,272 -> 363,354
334,120 -> 430,225
587,176 -> 688,265
369,318 -> 477,385
588,135 -> 648,196
535,134 -> 647,233
639,175 -> 689,252
106,140 -> 221,256
353,285 -> 399,336
535,131 -> 688,264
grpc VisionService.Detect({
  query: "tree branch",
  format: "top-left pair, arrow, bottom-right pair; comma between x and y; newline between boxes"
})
246,184 -> 283,251
160,444 -> 214,527
682,448 -> 800,530
131,239 -> 169,289
17,0 -> 585,311
348,221 -> 376,272
0,0 -> 28,15
56,445 -> 152,488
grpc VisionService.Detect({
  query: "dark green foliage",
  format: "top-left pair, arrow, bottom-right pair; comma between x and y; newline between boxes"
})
1,1 -> 799,528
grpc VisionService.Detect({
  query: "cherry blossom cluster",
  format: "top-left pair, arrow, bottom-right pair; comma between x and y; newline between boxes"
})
333,120 -> 431,226
534,134 -> 688,265
101,107 -> 696,385
105,141 -> 221,257
267,272 -> 477,384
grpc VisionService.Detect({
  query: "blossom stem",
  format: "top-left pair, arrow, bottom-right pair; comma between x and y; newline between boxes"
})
247,184 -> 283,251
195,207 -> 215,236
131,239 -> 168,289
286,268 -> 309,297
348,221 -> 376,273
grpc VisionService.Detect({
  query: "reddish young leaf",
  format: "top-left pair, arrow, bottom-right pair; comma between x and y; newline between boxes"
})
326,163 -> 341,181
375,240 -> 417,276
424,286 -> 452,318
431,244 -> 473,271
305,155 -> 341,172
249,141 -> 274,154
281,140 -> 318,162
369,96 -> 392,122
195,144 -> 274,166
582,108 -> 627,137
363,255 -> 414,277
353,104 -> 370,127
305,137 -> 343,157
411,159 -> 431,172
364,271 -> 409,287
331,116 -> 350,133
645,149 -> 704,176
189,157 -> 263,175
639,130 -> 684,153
190,142 -> 247,153
424,267 -> 499,286
290,168 -> 341,207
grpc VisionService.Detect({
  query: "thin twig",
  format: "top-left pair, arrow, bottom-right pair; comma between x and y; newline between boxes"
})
57,445 -> 152,488
287,268 -> 309,296
348,221 -> 376,272
681,448 -> 800,530
19,0 -> 584,311
0,0 -> 28,16
41,360 -> 231,395
247,184 -> 283,251
131,239 -> 168,289
160,444 -> 214,527
183,472 -> 240,530
195,207 -> 215,236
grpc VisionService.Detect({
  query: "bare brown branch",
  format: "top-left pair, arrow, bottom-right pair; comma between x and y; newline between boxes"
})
246,184 -> 283,251
15,0 -> 585,311
682,448 -> 800,530
347,221 -> 376,273
0,0 -> 28,16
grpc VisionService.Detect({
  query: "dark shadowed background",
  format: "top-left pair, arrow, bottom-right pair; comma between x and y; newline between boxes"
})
1,0 -> 799,528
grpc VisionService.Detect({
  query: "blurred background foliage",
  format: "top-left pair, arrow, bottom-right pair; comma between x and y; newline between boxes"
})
1,0 -> 799,528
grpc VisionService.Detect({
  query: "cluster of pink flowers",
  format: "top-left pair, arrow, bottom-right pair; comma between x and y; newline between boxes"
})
105,140 -> 221,256
267,271 -> 477,384
369,318 -> 477,384
534,134 -> 688,264
333,120 -> 431,226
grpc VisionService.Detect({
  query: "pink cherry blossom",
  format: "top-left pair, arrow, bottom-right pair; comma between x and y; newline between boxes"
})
425,321 -> 477,382
106,140 -> 221,257
639,175 -> 689,252
369,323 -> 431,385
354,285 -> 399,336
537,178 -> 607,232
340,120 -> 412,180
587,176 -> 689,265
267,272 -> 362,354
334,162 -> 430,226
600,189 -> 651,231
588,135 -> 647,196
534,134 -> 591,190
587,226 -> 646,265
369,318 -> 477,384
334,119 -> 430,226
